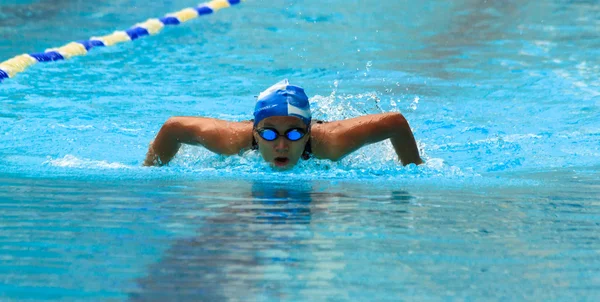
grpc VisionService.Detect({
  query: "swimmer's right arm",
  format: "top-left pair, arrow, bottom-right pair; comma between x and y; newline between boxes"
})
143,117 -> 253,166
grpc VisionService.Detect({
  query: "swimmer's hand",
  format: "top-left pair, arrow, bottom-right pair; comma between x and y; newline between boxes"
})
143,142 -> 165,166
142,117 -> 185,167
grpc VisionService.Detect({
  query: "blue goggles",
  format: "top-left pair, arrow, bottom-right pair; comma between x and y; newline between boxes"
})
257,127 -> 308,142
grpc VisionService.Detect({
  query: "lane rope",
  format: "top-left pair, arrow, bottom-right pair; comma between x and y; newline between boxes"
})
0,0 -> 243,83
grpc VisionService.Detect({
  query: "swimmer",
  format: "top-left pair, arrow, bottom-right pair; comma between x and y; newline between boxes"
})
144,79 -> 423,169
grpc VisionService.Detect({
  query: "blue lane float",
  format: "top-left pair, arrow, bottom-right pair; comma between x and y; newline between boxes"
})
0,0 -> 243,83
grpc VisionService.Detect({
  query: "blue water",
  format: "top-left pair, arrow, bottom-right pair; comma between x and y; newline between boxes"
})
1,0 -> 600,300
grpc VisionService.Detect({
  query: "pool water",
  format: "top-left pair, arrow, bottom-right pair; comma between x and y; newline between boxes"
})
1,0 -> 599,300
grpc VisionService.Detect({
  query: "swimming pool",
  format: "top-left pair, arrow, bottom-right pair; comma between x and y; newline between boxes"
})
1,0 -> 599,300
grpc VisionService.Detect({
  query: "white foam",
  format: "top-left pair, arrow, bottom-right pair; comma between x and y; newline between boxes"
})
54,124 -> 94,130
45,155 -> 130,169
111,123 -> 143,133
409,96 -> 420,111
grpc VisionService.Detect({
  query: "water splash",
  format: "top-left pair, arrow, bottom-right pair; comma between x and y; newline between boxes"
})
45,155 -> 130,169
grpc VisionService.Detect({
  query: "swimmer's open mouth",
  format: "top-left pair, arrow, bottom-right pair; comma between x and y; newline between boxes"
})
274,157 -> 290,167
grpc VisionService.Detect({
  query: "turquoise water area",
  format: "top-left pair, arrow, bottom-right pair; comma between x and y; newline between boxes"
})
1,0 -> 599,300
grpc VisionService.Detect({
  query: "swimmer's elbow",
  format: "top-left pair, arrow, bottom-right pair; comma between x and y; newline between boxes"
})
162,117 -> 183,132
161,117 -> 199,144
157,118 -> 177,139
387,112 -> 409,130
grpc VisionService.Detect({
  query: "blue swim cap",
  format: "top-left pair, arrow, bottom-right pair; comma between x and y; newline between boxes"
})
253,79 -> 311,127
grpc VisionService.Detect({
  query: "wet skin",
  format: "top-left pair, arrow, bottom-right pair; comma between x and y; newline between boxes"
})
144,112 -> 423,168
253,116 -> 310,170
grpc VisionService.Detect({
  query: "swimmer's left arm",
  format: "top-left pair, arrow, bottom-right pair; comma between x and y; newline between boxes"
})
311,112 -> 423,166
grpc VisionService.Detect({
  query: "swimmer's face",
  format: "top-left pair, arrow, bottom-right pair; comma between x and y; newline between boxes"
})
253,116 -> 310,170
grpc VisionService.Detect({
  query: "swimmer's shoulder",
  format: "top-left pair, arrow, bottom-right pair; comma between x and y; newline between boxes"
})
309,120 -> 340,159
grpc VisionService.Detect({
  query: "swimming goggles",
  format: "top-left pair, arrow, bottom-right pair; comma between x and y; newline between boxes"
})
257,128 -> 308,141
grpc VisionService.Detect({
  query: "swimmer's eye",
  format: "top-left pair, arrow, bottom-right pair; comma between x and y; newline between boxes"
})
257,128 -> 307,141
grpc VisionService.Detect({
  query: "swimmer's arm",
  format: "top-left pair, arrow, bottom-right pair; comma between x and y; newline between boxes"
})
311,112 -> 423,166
143,117 -> 253,166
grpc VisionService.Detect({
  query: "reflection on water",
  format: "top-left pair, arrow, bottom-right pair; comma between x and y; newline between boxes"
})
131,182 -> 317,301
124,176 -> 600,301
130,181 -> 415,301
1,176 -> 599,300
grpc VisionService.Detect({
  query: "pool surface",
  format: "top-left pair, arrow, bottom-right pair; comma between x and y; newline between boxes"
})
1,0 -> 600,300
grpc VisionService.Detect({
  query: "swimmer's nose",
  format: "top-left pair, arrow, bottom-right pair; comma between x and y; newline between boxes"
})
274,138 -> 289,153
